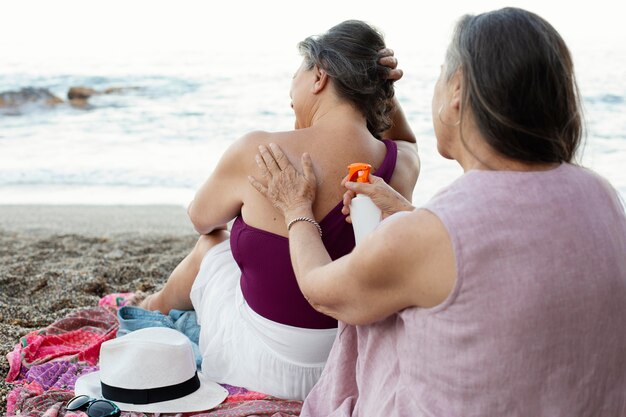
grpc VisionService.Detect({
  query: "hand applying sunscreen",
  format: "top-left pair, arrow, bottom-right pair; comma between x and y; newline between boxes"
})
347,163 -> 382,245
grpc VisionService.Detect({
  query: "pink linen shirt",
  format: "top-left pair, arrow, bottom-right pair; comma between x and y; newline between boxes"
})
302,163 -> 626,417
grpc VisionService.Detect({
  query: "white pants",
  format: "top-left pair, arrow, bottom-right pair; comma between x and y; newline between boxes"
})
189,240 -> 337,400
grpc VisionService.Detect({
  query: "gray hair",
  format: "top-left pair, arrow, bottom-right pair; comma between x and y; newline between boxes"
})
298,20 -> 395,138
443,8 -> 582,163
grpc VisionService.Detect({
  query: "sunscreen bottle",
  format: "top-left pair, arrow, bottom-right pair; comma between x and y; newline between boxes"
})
347,163 -> 382,245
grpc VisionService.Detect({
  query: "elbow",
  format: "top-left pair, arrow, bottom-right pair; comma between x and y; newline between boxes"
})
187,201 -> 210,235
300,278 -> 351,323
310,302 -> 346,324
186,201 -> 194,223
309,302 -> 379,326
331,305 -> 389,326
299,275 -> 335,317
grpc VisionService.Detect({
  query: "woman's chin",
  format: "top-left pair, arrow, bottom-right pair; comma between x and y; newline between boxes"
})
436,145 -> 454,160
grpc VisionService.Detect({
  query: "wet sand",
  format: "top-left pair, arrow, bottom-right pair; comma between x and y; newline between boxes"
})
0,205 -> 199,414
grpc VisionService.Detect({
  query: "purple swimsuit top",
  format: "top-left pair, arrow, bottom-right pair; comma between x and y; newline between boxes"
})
230,140 -> 399,329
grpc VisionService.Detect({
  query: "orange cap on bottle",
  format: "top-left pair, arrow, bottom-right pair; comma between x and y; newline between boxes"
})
347,163 -> 372,183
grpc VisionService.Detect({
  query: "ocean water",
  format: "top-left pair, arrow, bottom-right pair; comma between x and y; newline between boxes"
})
1,47 -> 625,208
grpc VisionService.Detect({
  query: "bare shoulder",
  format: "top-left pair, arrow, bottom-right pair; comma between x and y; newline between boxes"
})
395,140 -> 419,159
218,129 -> 306,200
228,130 -> 303,157
395,141 -> 420,176
217,130 -> 288,172
227,130 -> 273,155
390,140 -> 420,200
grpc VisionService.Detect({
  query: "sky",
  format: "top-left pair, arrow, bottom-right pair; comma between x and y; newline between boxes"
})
2,0 -> 624,63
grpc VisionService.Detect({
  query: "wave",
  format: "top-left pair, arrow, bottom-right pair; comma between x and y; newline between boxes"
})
0,169 -> 197,188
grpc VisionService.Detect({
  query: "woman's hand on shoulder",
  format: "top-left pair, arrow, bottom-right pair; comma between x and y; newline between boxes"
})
248,143 -> 318,225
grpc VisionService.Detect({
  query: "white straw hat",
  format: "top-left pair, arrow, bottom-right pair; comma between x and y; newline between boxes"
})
75,327 -> 228,413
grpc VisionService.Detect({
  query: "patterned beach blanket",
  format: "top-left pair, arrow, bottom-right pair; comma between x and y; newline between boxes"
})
5,293 -> 302,417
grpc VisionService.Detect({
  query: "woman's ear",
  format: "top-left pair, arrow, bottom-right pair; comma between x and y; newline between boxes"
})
449,69 -> 462,111
312,65 -> 329,94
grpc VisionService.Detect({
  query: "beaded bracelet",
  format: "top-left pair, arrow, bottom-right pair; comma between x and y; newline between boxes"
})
287,216 -> 323,237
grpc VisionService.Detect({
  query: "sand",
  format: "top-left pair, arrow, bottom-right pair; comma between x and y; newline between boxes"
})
0,205 -> 200,414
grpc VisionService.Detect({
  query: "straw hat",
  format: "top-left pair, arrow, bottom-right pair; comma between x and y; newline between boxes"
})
75,327 -> 228,413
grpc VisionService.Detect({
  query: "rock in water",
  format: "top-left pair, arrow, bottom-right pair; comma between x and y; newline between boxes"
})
0,87 -> 63,108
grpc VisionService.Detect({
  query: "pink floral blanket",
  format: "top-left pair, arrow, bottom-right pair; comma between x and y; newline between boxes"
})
5,293 -> 302,417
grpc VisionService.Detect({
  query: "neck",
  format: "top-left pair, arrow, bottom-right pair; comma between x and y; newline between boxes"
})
455,131 -> 559,173
303,99 -> 367,131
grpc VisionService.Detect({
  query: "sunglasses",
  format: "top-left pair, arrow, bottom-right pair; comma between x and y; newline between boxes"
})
66,395 -> 121,417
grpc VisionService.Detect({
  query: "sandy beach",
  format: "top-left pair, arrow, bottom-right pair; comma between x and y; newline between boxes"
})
0,205 -> 199,414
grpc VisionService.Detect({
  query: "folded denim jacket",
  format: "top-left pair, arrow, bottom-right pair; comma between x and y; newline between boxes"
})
116,305 -> 202,368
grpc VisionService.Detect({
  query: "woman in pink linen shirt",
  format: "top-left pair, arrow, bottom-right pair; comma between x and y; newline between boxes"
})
251,7 -> 626,416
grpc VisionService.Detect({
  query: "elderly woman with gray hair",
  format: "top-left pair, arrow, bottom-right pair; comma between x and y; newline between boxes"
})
251,7 -> 626,416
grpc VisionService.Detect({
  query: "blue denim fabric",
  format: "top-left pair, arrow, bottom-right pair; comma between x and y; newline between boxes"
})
116,306 -> 202,368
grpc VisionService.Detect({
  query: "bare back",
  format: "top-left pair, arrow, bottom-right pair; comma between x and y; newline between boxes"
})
240,125 -> 417,237
186,115 -> 418,238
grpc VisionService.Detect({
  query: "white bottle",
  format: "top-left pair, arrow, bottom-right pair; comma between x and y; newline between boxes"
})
347,163 -> 382,245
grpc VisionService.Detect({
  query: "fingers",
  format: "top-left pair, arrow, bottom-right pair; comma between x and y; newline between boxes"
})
344,174 -> 390,199
379,55 -> 397,69
368,174 -> 383,183
388,68 -> 403,81
344,180 -> 375,197
344,174 -> 381,197
378,48 -> 394,58
258,145 -> 281,175
248,175 -> 268,196
378,53 -> 403,81
301,153 -> 316,183
342,189 -> 356,207
269,143 -> 289,171
255,154 -> 270,179
341,190 -> 354,224
343,189 -> 353,201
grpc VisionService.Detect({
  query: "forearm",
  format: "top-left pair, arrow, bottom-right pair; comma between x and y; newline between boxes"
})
381,97 -> 416,143
285,208 -> 334,309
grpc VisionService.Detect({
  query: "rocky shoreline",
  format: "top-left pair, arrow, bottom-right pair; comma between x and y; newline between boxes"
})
0,86 -> 139,110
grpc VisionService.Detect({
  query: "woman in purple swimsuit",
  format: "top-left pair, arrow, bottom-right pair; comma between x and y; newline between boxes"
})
137,20 -> 419,400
